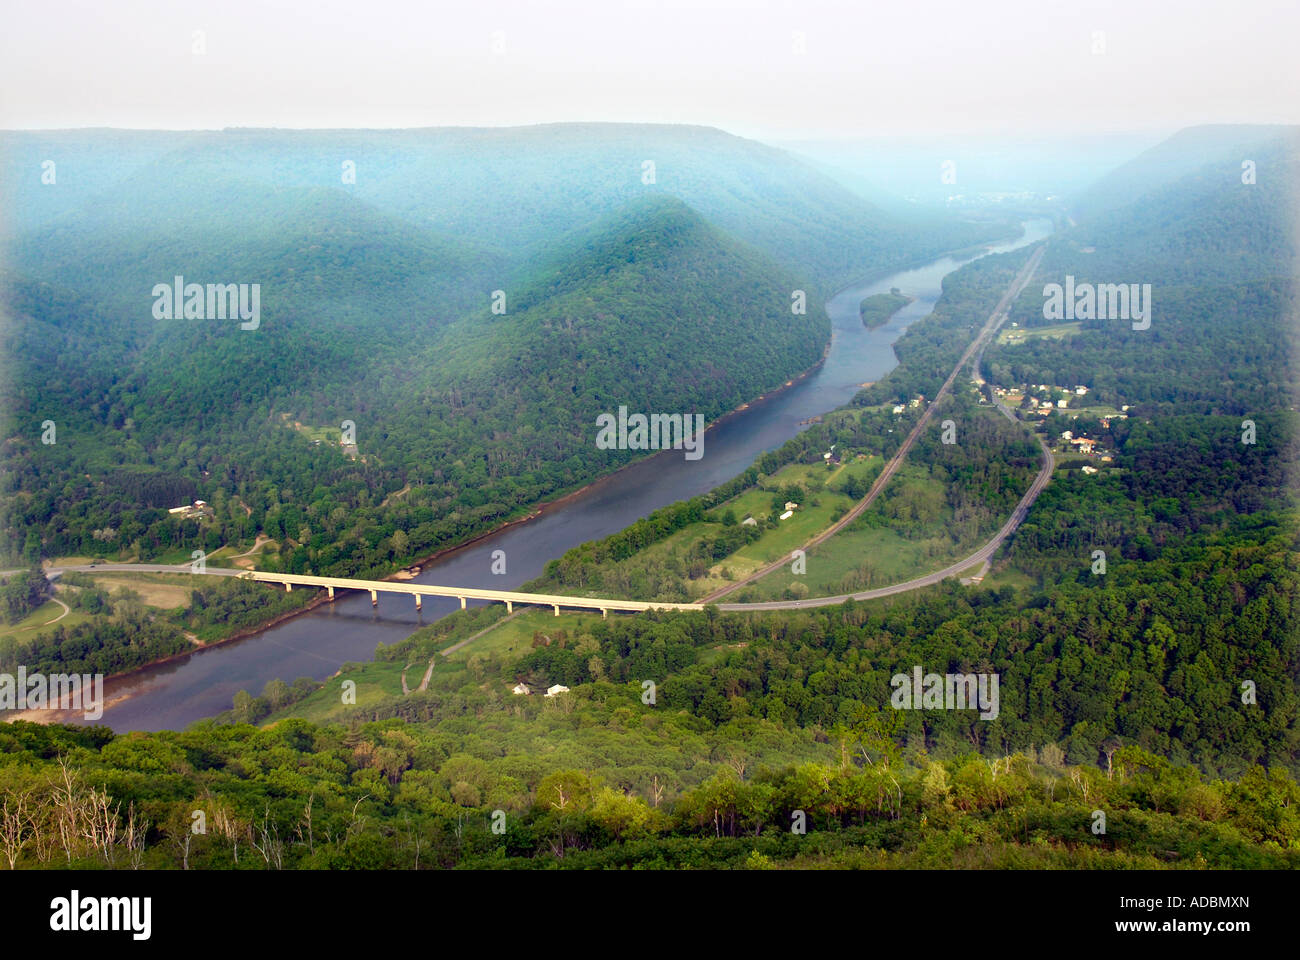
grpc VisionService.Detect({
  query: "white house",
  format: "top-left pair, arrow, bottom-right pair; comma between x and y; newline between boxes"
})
779,510 -> 793,521
784,501 -> 799,511
892,404 -> 905,414
1081,465 -> 1098,475
741,516 -> 758,527
545,684 -> 570,697
512,682 -> 530,696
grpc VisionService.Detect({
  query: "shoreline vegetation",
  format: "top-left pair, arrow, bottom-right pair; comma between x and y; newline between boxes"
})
3,338 -> 837,709
860,289 -> 915,329
1,230 -> 1026,715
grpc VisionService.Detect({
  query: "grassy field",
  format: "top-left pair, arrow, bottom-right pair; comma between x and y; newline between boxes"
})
978,565 -> 1040,593
281,413 -> 343,446
0,572 -> 206,646
265,608 -> 602,725
1066,404 -> 1127,419
83,572 -> 195,608
267,660 -> 410,724
0,595 -> 92,644
681,458 -> 880,597
526,456 -> 883,603
996,321 -> 1082,345
441,609 -> 600,662
742,467 -> 1003,601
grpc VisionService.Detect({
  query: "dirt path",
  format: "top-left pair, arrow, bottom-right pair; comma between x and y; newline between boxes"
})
42,597 -> 70,625
440,610 -> 522,657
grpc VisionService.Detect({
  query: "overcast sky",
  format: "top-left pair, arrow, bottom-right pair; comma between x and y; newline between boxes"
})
2,0 -> 1296,139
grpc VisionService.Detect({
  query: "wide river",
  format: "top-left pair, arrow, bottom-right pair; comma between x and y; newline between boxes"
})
93,218 -> 1052,731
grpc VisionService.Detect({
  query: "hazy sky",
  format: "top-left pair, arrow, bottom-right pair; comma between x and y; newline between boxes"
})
2,0 -> 1297,138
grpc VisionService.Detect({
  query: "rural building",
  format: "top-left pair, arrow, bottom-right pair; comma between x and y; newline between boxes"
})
512,683 -> 530,696
545,684 -> 570,697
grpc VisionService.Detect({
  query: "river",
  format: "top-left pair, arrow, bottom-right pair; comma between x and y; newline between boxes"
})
88,218 -> 1052,731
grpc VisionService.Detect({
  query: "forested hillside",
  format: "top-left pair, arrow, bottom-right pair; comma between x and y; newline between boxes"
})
0,123 -> 1296,872
1,125 -> 1012,574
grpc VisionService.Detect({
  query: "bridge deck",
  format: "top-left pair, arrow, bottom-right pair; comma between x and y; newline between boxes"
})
240,570 -> 703,615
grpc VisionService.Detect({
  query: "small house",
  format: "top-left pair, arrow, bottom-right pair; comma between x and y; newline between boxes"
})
512,682 -> 530,696
779,510 -> 793,521
741,516 -> 758,527
785,501 -> 799,511
545,684 -> 570,697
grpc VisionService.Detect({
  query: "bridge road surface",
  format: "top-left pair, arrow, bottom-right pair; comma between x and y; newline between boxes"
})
35,245 -> 1054,622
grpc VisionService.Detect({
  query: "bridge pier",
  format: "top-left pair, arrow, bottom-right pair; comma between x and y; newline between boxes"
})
242,571 -> 705,618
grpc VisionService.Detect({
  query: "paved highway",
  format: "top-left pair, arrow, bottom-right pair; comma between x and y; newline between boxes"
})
33,245 -> 1052,620
703,243 -> 1047,606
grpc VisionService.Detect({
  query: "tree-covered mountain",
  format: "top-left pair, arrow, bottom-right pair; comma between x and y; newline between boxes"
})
2,169 -> 827,570
1069,124 -> 1298,222
985,124 -> 1299,420
2,124 -> 1016,297
1,124 -> 1015,571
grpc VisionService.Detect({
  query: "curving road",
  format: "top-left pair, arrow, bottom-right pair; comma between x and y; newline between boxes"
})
703,244 -> 1047,607
715,432 -> 1053,610
38,247 -> 1052,621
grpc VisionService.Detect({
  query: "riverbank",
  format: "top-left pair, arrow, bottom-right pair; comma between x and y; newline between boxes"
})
70,218 -> 1054,732
1,334 -> 836,708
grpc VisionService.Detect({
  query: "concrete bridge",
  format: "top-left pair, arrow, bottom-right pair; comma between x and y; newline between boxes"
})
238,569 -> 703,618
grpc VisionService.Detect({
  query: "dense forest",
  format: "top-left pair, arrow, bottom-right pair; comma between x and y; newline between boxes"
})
0,577 -> 314,676
859,290 -> 911,328
0,719 -> 1295,869
0,124 -> 1296,872
0,125 -> 1014,585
